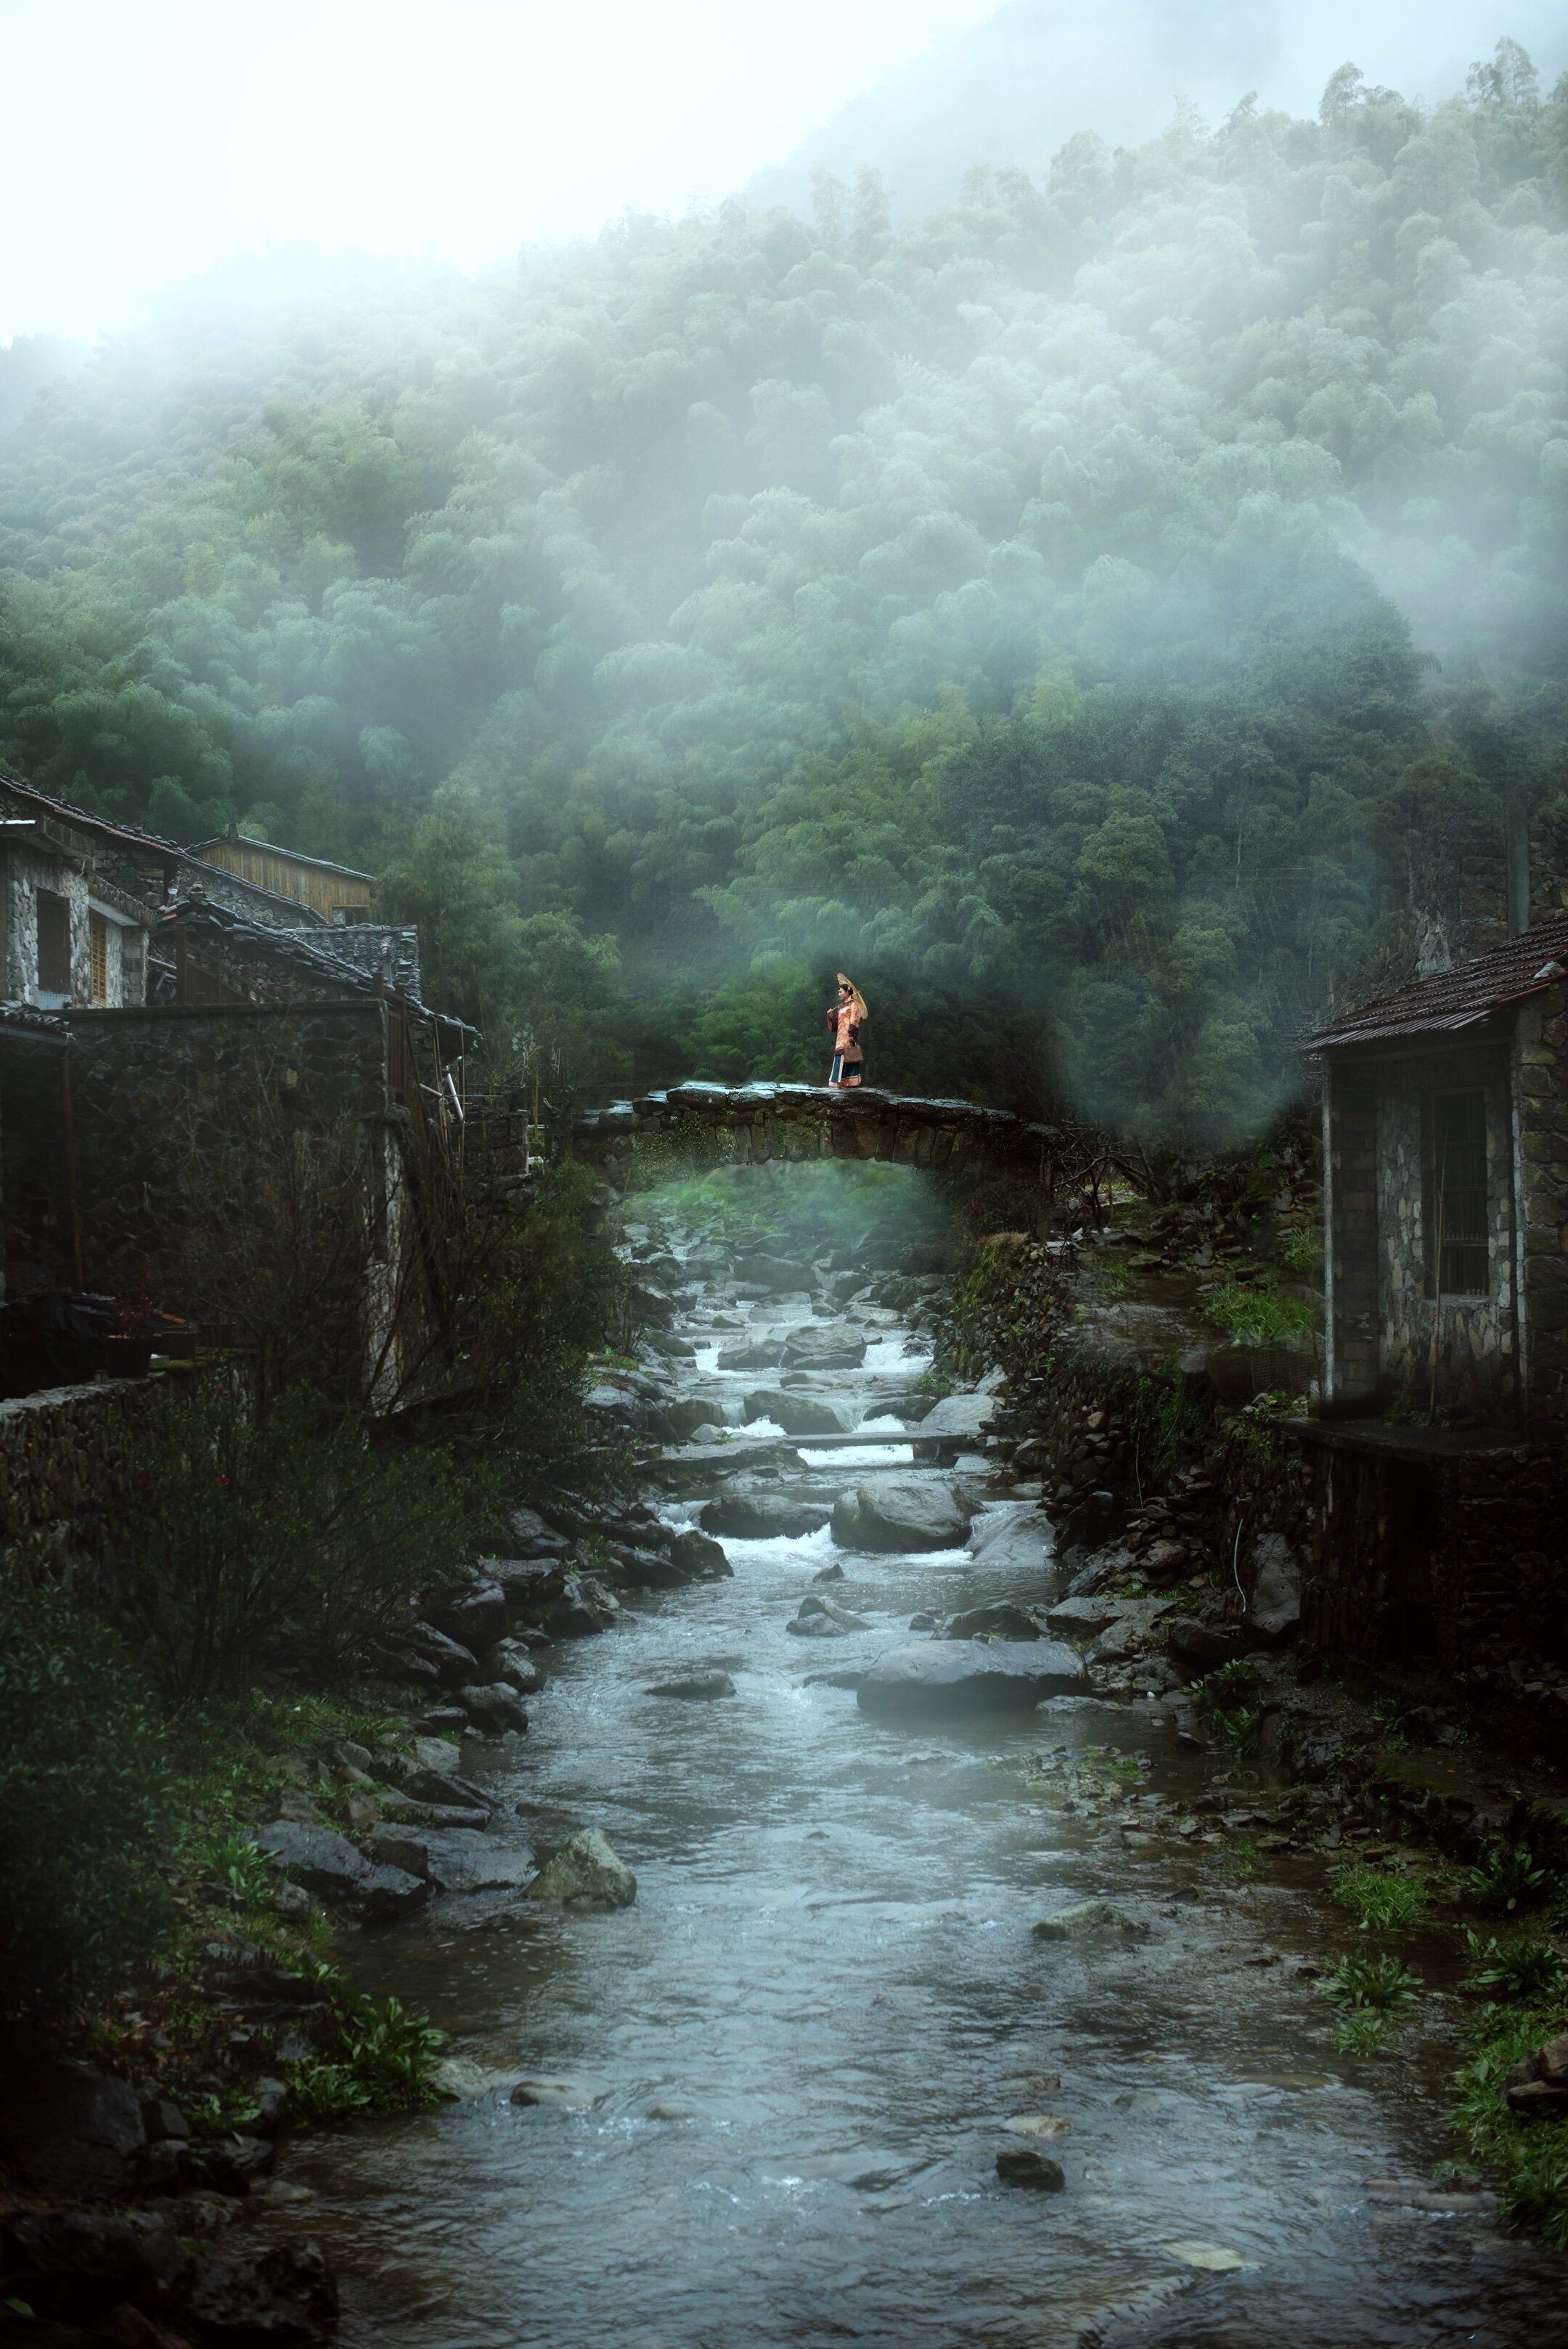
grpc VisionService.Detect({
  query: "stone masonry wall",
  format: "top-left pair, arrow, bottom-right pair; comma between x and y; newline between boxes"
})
67,1002 -> 393,1294
1515,979 -> 1568,1423
0,1374 -> 193,1561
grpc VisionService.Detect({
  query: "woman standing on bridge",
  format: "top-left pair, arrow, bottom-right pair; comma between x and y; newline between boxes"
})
826,973 -> 867,1089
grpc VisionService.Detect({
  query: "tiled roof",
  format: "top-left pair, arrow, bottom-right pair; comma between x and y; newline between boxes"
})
0,772 -> 180,863
1312,912 -> 1568,1050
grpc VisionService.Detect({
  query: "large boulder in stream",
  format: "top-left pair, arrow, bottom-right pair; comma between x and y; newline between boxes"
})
743,1387 -> 849,1437
700,1494 -> 831,1540
781,1323 -> 867,1371
857,1640 -> 1087,1717
715,1338 -> 783,1370
831,1479 -> 974,1553
915,1390 -> 997,1441
526,1828 -> 637,1908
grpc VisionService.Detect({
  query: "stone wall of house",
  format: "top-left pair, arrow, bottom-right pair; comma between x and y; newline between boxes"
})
1515,978 -> 1568,1423
1300,1428 -> 1566,1678
1325,1063 -> 1379,1405
3,843 -> 150,1009
0,1374 -> 183,1560
66,1002 -> 393,1294
1372,1039 -> 1516,1419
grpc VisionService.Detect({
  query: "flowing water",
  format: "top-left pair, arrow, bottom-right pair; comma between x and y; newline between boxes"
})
284,1243 -> 1568,2348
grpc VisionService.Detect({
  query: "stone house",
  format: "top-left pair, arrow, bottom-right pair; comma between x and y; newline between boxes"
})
1312,917 -> 1568,1426
0,780 -> 473,1411
1294,920 -> 1568,1675
0,776 -> 174,1010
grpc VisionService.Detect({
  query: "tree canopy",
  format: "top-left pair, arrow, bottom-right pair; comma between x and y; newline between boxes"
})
1,45 -> 1565,1139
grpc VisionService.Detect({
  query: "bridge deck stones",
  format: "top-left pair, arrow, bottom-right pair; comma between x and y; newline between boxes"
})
571,1082 -> 1055,1172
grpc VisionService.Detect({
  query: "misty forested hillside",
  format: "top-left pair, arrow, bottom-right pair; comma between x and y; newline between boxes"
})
1,46 -> 1565,1137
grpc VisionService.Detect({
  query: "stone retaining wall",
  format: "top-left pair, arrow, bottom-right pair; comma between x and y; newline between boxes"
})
0,1375 -> 187,1561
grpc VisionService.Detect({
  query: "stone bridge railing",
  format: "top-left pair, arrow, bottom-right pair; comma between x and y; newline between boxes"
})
568,1081 -> 1058,1182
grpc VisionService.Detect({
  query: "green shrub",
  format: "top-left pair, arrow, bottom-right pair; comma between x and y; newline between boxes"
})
1324,1950 -> 1423,2013
0,1570 -> 176,2019
286,1974 -> 445,2121
124,1386 -> 483,1703
1461,1931 -> 1566,2003
1331,1865 -> 1429,1933
1456,1998 -> 1568,2247
1466,1840 -> 1552,1916
1204,1280 -> 1318,1347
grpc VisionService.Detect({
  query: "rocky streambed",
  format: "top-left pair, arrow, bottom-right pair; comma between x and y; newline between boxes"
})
189,1207 -> 1568,2347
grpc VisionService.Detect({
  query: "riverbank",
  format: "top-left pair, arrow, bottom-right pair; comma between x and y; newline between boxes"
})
8,1156 -> 1568,2348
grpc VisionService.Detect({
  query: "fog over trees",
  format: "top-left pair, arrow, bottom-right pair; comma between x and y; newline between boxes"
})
1,44 -> 1564,1137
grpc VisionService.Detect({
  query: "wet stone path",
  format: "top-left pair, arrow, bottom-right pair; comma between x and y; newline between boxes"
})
286,1236 -> 1568,2348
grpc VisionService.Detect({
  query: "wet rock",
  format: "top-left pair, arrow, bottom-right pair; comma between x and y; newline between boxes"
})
481,1639 -> 546,1698
1167,1620 -> 1249,1673
423,1839 -> 537,1895
0,2211 -> 193,2323
700,1495 -> 831,1540
200,2137 -> 276,2197
781,1324 -> 867,1370
1002,2114 -> 1071,2137
939,1602 -> 1050,1642
1506,2079 -> 1568,2118
432,2059 -> 521,2099
456,1682 -> 531,1737
0,2060 -> 150,2202
510,2075 -> 609,2110
857,1640 -> 1085,1717
963,1509 -> 1050,1573
907,1611 -> 937,1630
813,1560 -> 846,1581
550,1572 -> 621,1637
743,1387 -> 849,1436
798,1594 -> 871,1631
365,1829 -> 430,1879
248,1823 -> 429,1922
490,1561 -> 570,1623
408,1622 -> 480,1687
138,2093 -> 190,2144
669,1527 -> 733,1579
1064,1543 -> 1136,1598
177,2241 -> 338,2347
995,2146 -> 1065,2190
1085,1600 -> 1177,1664
1249,1534 -> 1302,1641
526,1828 -> 637,1908
1045,1593 -> 1122,1636
915,1391 -> 996,1439
830,1479 -> 974,1553
715,1339 -> 783,1370
1291,1731 -> 1348,1783
787,1611 -> 850,1638
1031,1900 -> 1143,1940
507,1508 -> 573,1557
403,1760 -> 491,1809
428,1582 -> 509,1654
647,1670 -> 736,1698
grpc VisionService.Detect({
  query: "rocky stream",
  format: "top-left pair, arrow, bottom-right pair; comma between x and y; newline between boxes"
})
255,1205 -> 1568,2349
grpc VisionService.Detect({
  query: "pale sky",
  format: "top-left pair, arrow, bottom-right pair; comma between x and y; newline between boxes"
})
2,0 -> 1561,348
0,0 -> 997,344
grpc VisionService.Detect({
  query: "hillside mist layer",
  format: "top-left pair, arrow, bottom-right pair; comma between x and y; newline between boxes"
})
0,46 -> 1564,1137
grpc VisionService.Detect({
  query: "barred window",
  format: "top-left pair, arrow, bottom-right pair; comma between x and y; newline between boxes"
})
1430,1090 -> 1489,1298
89,911 -> 108,1003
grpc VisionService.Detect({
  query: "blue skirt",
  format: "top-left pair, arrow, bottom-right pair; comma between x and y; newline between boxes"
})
830,1051 -> 863,1085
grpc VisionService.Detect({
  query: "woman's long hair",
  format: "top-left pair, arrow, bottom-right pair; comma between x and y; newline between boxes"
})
836,973 -> 869,1026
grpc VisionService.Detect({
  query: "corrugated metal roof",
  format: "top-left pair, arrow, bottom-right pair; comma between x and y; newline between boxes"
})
1312,912 -> 1568,1051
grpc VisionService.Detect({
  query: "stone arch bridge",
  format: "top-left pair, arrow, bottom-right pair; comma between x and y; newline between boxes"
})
568,1080 -> 1069,1186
